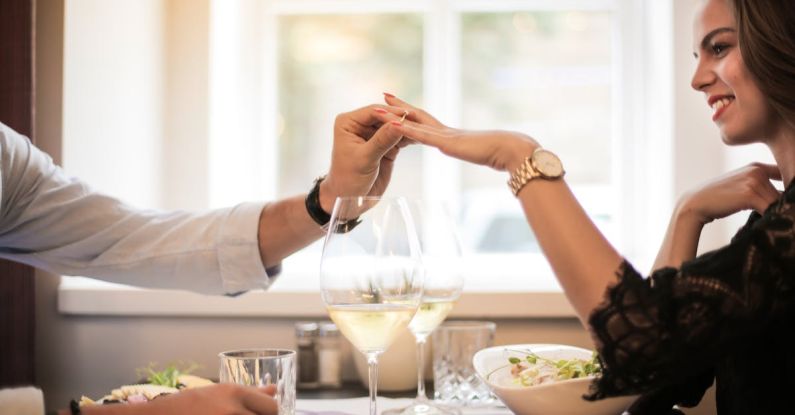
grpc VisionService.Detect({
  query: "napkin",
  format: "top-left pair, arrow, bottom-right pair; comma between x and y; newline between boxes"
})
0,387 -> 45,415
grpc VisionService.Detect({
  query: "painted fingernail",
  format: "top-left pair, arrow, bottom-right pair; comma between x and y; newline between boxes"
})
390,121 -> 402,126
383,92 -> 396,98
374,108 -> 388,114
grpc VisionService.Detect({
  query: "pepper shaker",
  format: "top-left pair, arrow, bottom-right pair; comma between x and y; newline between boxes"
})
295,321 -> 319,389
317,321 -> 342,389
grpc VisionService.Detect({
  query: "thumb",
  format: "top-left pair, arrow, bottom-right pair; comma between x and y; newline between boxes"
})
258,384 -> 277,397
758,162 -> 782,180
365,121 -> 403,160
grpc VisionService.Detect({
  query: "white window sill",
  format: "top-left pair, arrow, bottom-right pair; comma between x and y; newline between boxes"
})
58,253 -> 577,318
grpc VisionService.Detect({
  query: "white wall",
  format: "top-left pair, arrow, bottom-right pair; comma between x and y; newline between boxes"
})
62,0 -> 164,208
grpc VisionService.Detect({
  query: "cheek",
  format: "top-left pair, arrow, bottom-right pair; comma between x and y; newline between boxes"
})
723,60 -> 771,118
720,57 -> 746,90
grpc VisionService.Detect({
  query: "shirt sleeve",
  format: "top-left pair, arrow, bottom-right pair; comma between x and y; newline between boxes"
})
586,191 -> 795,401
0,123 -> 277,295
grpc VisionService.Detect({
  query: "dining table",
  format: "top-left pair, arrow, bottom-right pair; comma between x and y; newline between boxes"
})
295,381 -> 514,415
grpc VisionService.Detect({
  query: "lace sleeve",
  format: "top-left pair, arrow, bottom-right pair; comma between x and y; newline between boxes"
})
586,193 -> 795,401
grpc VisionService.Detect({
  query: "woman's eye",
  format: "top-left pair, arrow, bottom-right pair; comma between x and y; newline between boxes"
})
711,42 -> 730,56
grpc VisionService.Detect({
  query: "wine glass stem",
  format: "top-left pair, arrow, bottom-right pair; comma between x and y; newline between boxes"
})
415,337 -> 428,401
367,352 -> 379,415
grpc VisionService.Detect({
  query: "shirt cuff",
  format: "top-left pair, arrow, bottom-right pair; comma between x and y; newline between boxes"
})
217,202 -> 280,294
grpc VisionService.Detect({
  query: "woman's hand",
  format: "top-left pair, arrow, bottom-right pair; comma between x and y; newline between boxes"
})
678,163 -> 781,225
79,384 -> 279,415
374,95 -> 539,173
652,163 -> 781,270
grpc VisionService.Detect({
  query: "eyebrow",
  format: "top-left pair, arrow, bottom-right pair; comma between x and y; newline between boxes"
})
693,27 -> 736,58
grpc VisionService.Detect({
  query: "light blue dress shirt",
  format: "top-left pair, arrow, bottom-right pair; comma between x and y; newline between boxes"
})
0,122 -> 276,295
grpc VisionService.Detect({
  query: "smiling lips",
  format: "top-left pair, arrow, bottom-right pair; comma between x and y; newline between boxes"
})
709,95 -> 735,121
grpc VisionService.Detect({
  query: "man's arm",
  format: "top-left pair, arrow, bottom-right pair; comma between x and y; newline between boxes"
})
0,105 -> 406,294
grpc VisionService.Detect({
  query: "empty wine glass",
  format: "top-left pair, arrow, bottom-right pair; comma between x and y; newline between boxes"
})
320,196 -> 424,415
384,200 -> 464,415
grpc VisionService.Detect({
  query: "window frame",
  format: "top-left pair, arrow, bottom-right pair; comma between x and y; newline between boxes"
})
59,0 -> 676,318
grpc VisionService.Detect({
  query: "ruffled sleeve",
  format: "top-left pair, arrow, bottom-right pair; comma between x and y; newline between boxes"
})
587,189 -> 795,402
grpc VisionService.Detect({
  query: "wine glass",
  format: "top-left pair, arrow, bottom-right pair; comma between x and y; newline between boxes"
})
384,200 -> 465,415
320,196 -> 424,415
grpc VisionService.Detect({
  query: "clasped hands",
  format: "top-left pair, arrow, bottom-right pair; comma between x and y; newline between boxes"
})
322,93 -> 542,210
334,93 -> 781,228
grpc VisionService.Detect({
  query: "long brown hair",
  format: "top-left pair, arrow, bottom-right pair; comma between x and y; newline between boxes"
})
730,0 -> 795,125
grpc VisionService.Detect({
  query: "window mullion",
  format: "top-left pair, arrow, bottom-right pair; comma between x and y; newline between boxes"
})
260,1 -> 279,201
422,0 -> 462,204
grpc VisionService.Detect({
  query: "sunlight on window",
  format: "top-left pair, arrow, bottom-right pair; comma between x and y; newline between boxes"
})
277,14 -> 424,198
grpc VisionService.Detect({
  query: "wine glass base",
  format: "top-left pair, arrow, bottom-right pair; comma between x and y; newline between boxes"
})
382,401 -> 461,415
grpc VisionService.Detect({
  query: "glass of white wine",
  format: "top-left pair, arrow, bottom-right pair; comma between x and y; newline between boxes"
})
320,196 -> 424,415
385,200 -> 465,415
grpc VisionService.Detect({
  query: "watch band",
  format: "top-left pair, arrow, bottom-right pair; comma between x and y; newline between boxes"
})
507,156 -> 540,196
305,176 -> 362,233
69,399 -> 81,415
305,176 -> 332,226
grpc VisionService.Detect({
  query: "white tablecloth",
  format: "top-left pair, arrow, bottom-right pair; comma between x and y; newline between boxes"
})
296,397 -> 514,414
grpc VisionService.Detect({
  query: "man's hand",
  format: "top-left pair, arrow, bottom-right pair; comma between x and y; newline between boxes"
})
76,384 -> 278,415
319,104 -> 408,212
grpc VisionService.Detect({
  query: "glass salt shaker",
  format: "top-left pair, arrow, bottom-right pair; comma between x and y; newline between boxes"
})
317,321 -> 342,389
295,321 -> 319,389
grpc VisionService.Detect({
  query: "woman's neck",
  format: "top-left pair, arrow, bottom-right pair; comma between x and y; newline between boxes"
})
765,121 -> 795,187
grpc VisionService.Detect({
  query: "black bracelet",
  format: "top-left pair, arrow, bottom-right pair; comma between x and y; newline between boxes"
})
305,176 -> 332,226
69,399 -> 81,415
304,176 -> 361,233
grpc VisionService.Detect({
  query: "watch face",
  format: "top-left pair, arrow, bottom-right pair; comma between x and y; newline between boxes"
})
532,149 -> 564,178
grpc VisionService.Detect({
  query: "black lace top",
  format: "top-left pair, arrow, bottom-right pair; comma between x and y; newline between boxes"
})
587,182 -> 795,415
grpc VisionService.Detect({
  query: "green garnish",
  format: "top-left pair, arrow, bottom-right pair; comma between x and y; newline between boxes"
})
488,349 -> 602,387
137,362 -> 198,388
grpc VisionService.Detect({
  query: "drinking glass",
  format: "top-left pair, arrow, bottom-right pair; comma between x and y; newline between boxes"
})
384,200 -> 464,415
433,321 -> 497,407
320,196 -> 424,415
218,349 -> 296,414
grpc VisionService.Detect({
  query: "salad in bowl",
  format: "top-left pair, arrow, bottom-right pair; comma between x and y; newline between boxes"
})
473,344 -> 637,415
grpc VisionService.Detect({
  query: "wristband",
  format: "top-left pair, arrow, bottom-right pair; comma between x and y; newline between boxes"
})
69,399 -> 81,415
304,176 -> 361,233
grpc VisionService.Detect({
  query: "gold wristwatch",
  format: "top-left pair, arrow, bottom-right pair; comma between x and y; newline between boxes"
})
507,148 -> 565,196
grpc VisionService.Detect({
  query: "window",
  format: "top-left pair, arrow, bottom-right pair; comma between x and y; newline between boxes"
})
235,0 -> 645,291
62,0 -> 662,298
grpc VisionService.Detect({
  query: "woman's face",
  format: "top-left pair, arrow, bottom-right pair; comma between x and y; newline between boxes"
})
691,0 -> 778,145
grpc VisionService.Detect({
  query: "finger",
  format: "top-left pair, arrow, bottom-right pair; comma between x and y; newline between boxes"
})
397,137 -> 416,148
748,184 -> 777,214
343,104 -> 407,130
389,119 -> 452,149
759,180 -> 781,202
258,385 -> 277,397
752,162 -> 782,180
751,181 -> 780,212
365,121 -> 404,160
382,146 -> 400,162
370,152 -> 397,197
383,93 -> 443,127
351,124 -> 378,140
242,388 -> 279,415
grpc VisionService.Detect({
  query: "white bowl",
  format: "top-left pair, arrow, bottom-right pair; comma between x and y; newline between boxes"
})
473,344 -> 637,415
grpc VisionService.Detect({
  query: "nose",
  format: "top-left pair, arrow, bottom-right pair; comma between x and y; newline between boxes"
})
690,57 -> 715,91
